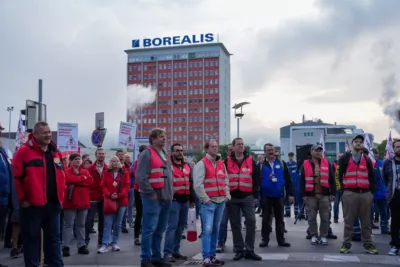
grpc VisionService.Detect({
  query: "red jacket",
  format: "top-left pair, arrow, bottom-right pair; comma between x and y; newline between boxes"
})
63,168 -> 93,209
12,134 -> 66,206
87,162 -> 109,202
101,169 -> 130,206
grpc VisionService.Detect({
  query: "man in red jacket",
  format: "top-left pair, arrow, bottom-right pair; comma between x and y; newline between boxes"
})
12,121 -> 66,267
85,148 -> 108,247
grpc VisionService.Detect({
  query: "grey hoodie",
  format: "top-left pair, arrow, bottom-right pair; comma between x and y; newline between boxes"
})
136,147 -> 173,201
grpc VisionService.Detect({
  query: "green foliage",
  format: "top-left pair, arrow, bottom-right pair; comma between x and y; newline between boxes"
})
376,140 -> 387,159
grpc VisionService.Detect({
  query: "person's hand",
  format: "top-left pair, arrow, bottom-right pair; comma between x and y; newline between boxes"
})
21,200 -> 30,208
288,196 -> 294,204
190,202 -> 195,208
111,193 -> 118,200
303,197 -> 308,203
150,193 -> 158,200
329,195 -> 335,201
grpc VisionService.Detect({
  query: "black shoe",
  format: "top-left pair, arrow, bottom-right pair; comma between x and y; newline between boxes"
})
152,258 -> 172,267
259,241 -> 269,247
278,242 -> 291,247
141,260 -> 155,267
244,251 -> 262,261
163,255 -> 176,263
181,234 -> 186,239
327,233 -> 337,239
371,224 -> 379,229
211,256 -> 225,266
78,245 -> 89,255
172,253 -> 188,260
62,247 -> 70,257
233,252 -> 244,261
10,248 -> 20,259
135,238 -> 141,246
334,219 -> 338,223
90,229 -> 96,234
306,234 -> 311,240
122,228 -> 129,233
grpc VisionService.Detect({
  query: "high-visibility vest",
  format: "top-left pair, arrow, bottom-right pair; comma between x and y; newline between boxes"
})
172,163 -> 191,195
148,147 -> 167,189
343,156 -> 370,189
303,158 -> 330,192
227,156 -> 253,192
202,157 -> 226,197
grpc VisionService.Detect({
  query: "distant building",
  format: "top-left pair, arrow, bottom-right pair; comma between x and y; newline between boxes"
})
279,119 -> 373,163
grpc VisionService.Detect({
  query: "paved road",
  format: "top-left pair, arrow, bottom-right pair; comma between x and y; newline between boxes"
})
1,211 -> 399,266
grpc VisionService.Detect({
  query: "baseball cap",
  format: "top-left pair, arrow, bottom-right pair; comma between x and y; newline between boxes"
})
352,134 -> 364,143
310,144 -> 323,151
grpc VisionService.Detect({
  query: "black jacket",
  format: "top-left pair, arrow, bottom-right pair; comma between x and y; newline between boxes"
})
299,158 -> 336,197
224,153 -> 260,199
335,151 -> 376,193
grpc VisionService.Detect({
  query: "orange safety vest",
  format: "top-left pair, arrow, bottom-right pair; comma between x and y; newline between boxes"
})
343,156 -> 370,189
227,156 -> 253,192
202,157 -> 226,197
148,147 -> 167,189
303,158 -> 330,192
172,163 -> 191,195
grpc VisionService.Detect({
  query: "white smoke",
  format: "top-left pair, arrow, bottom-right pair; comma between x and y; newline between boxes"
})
126,84 -> 157,112
380,74 -> 400,134
255,138 -> 265,149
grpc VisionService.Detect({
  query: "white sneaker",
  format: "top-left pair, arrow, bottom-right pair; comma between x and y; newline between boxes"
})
311,236 -> 318,245
388,246 -> 399,256
112,244 -> 121,251
320,237 -> 328,245
97,245 -> 108,254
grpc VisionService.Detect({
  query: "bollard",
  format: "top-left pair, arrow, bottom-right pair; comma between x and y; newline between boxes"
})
40,230 -> 44,267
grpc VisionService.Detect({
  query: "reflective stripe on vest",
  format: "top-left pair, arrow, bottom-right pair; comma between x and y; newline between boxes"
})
227,156 -> 253,192
343,156 -> 370,189
303,158 -> 330,192
202,157 -> 226,197
172,163 -> 191,195
148,147 -> 166,189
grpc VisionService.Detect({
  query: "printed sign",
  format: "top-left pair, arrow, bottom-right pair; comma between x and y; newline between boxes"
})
133,138 -> 150,161
118,122 -> 137,150
57,123 -> 79,152
132,33 -> 215,48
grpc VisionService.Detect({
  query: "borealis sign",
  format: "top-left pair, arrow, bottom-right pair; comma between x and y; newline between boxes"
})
132,33 -> 215,48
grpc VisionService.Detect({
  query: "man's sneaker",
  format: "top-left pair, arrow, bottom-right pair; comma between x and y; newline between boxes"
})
388,246 -> 399,256
62,247 -> 70,257
135,238 -> 141,246
78,245 -> 89,255
363,243 -> 378,254
203,258 -> 212,267
211,256 -> 224,266
311,236 -> 318,245
340,243 -> 351,254
141,260 -> 154,267
320,237 -> 328,245
97,245 -> 108,254
111,244 -> 121,251
10,248 -> 20,259
371,224 -> 379,230
216,245 -> 224,253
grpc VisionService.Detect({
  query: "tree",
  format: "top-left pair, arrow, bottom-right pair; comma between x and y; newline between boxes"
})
376,140 -> 387,159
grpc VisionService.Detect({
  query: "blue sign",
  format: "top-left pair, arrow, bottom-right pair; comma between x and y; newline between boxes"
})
132,33 -> 215,48
91,129 -> 106,147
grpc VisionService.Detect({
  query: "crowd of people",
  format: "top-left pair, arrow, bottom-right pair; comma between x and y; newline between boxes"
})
0,122 -> 400,267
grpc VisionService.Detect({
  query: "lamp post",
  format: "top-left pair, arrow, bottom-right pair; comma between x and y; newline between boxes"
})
232,102 -> 250,138
7,106 -> 14,139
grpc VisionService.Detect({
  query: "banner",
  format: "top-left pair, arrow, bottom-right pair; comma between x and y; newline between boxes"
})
319,133 -> 325,158
57,123 -> 79,152
385,131 -> 395,159
15,114 -> 26,151
363,134 -> 375,163
134,138 -> 150,161
118,122 -> 137,150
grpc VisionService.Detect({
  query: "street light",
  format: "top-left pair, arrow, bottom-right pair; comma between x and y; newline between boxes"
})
232,102 -> 250,138
7,106 -> 14,139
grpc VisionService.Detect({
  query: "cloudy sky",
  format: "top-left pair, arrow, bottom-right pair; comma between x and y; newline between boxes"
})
1,0 -> 400,148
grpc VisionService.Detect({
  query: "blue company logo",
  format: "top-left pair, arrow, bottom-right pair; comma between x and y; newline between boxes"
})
132,33 -> 214,48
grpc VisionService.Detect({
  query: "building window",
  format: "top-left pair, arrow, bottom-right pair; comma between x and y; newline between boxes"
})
129,75 -> 132,80
325,142 -> 336,152
339,142 -> 346,153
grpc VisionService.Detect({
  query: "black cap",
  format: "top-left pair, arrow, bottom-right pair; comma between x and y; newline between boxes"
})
352,134 -> 364,143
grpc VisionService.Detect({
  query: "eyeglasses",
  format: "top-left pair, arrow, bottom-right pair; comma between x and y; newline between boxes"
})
174,150 -> 184,153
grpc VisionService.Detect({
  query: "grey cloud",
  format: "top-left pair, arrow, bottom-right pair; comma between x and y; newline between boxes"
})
242,0 -> 400,91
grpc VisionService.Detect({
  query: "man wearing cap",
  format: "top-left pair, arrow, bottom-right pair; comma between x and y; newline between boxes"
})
300,144 -> 336,245
336,134 -> 377,254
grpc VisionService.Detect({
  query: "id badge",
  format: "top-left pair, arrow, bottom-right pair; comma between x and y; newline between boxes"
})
272,176 -> 277,182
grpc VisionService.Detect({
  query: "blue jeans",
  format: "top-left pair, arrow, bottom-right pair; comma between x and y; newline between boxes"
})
141,195 -> 171,260
20,203 -> 63,267
164,201 -> 189,255
374,199 -> 389,232
217,207 -> 228,246
122,188 -> 135,230
201,201 -> 226,259
333,191 -> 342,220
102,206 -> 126,246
